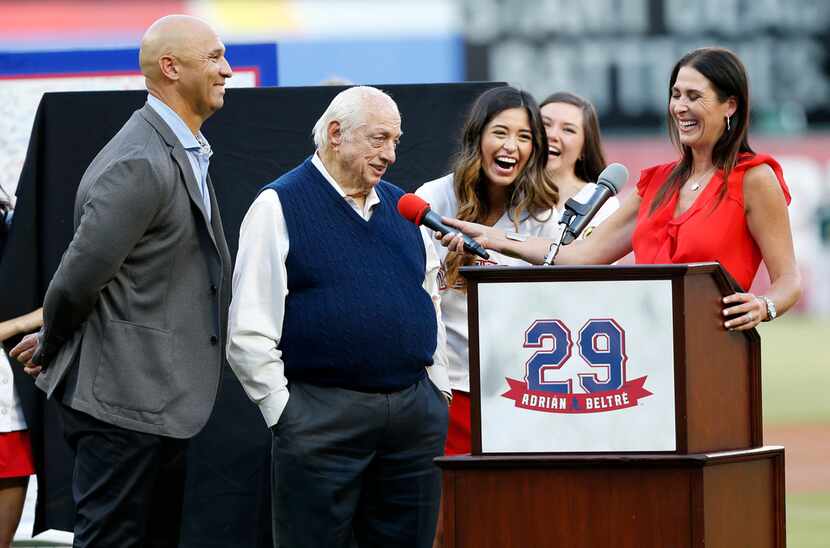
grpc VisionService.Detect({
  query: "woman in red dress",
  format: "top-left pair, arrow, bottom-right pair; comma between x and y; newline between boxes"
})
440,47 -> 802,328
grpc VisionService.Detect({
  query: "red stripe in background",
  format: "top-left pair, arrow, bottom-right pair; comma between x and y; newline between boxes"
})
0,0 -> 188,36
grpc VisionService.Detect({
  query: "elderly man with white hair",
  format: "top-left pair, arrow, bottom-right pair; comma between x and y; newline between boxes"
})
227,86 -> 451,548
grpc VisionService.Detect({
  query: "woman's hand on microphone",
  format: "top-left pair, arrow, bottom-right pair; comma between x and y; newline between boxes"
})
438,217 -> 504,254
437,217 -> 557,264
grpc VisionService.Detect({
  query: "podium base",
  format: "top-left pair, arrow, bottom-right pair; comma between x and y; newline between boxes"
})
436,446 -> 785,548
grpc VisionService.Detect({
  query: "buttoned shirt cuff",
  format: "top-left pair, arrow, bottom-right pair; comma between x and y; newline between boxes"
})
426,364 -> 451,399
258,388 -> 290,429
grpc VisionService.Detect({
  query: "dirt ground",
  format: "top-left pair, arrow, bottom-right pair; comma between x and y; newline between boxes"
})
764,424 -> 830,493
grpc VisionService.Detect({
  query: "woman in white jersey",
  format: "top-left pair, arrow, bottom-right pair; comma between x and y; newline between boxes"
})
541,91 -> 620,235
416,86 -> 558,455
417,87 -> 618,456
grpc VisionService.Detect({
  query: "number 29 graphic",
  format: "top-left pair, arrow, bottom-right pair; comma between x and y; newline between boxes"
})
523,319 -> 627,394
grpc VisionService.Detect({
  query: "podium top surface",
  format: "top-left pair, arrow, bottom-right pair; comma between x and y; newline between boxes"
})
460,262 -> 740,291
435,446 -> 784,470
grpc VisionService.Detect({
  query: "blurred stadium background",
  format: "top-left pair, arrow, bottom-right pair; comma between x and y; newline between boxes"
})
1,0 -> 827,546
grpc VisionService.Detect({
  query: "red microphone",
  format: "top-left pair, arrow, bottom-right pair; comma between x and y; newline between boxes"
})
397,193 -> 490,259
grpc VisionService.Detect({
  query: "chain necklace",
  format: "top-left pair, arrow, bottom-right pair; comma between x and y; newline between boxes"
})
687,166 -> 716,192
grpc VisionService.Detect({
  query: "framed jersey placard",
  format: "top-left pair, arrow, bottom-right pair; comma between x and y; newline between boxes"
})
474,277 -> 676,453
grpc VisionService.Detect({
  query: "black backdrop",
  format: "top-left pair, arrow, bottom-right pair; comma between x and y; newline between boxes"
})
0,82 -> 501,546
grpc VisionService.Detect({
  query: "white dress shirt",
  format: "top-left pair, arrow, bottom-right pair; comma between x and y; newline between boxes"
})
0,349 -> 27,432
227,153 -> 450,427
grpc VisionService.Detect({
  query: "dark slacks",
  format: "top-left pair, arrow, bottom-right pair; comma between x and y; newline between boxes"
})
58,403 -> 188,548
271,376 -> 448,548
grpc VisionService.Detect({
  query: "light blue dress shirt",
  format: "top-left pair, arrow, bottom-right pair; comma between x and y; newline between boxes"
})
146,94 -> 212,222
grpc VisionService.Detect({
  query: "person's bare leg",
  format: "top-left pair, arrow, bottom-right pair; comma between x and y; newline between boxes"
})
0,476 -> 29,548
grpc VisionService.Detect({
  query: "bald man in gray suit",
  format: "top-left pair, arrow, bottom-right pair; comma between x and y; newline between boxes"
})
12,15 -> 233,547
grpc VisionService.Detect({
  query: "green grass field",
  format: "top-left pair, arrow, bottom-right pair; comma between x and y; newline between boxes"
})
759,314 -> 830,547
788,492 -> 830,548
760,315 -> 830,424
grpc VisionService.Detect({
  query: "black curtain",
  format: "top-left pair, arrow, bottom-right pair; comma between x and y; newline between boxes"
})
0,82 -> 501,547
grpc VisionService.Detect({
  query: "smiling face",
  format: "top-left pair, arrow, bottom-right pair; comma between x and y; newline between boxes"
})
177,26 -> 233,120
479,107 -> 533,189
540,102 -> 585,177
334,99 -> 401,190
670,66 -> 735,152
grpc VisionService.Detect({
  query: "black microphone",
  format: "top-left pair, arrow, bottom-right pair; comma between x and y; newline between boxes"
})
559,163 -> 628,245
397,193 -> 490,260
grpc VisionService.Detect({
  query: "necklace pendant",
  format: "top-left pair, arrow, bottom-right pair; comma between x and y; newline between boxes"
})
690,182 -> 701,191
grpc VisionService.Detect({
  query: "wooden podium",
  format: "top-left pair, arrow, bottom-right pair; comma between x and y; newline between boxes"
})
435,264 -> 785,548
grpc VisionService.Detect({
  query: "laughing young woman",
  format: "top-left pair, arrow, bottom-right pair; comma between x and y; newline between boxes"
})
415,86 -> 559,456
540,91 -> 619,238
440,48 -> 801,330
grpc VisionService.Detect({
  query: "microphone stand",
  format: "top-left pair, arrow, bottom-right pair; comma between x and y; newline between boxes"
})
544,210 -> 574,266
544,194 -> 601,265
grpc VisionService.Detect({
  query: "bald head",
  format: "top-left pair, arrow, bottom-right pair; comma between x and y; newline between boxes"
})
139,14 -> 231,131
139,15 -> 217,82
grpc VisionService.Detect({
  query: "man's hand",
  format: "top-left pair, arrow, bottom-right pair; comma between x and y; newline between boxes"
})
10,333 -> 43,377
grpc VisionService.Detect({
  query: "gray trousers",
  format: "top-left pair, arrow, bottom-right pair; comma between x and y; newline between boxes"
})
271,375 -> 448,548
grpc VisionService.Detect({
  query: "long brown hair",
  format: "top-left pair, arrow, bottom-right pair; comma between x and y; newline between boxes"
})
650,47 -> 754,214
539,91 -> 607,183
444,86 -> 558,289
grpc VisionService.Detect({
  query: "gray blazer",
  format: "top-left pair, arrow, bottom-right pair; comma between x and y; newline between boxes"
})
35,104 -> 232,438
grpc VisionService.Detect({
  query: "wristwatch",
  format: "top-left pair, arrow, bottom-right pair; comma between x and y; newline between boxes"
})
759,296 -> 777,321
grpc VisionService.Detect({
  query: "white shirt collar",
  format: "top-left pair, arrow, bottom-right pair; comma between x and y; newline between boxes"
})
146,94 -> 209,152
311,151 -> 380,213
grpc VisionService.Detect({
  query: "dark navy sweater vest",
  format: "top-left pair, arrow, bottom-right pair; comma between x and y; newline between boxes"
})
263,159 -> 436,391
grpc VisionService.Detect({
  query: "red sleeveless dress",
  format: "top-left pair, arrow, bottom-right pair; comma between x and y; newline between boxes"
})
632,153 -> 790,290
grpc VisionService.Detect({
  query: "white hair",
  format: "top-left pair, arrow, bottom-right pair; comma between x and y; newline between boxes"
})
312,86 -> 398,149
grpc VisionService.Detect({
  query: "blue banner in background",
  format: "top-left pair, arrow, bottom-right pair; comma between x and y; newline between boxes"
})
0,43 -> 278,86
0,36 -> 466,89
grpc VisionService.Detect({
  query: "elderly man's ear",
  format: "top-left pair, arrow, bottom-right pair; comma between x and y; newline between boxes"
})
328,121 -> 342,147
